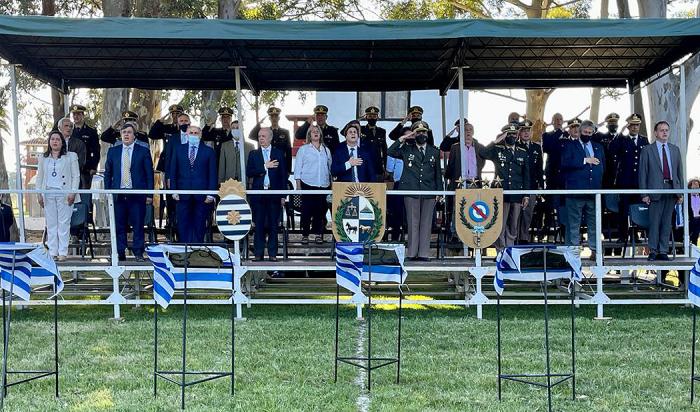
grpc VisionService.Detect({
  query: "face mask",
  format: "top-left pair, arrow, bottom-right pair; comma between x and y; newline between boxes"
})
580,134 -> 591,143
231,129 -> 242,139
505,135 -> 516,146
187,135 -> 199,146
608,125 -> 618,134
367,119 -> 377,126
415,134 -> 428,145
179,124 -> 190,132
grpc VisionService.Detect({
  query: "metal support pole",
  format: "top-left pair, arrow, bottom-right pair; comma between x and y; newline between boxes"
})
627,80 -> 635,114
234,67 -> 247,183
63,92 -> 70,117
680,65 -> 690,254
440,94 -> 447,153
595,194 -> 603,267
108,194 -> 120,319
457,67 -> 467,180
10,66 -> 25,242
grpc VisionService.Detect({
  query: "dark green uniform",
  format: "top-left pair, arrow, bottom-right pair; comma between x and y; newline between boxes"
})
387,140 -> 443,193
479,143 -> 530,202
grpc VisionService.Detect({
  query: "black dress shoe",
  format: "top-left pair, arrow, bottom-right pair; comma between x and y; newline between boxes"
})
269,256 -> 278,262
656,253 -> 670,261
118,254 -> 126,262
647,253 -> 657,261
416,257 -> 431,262
252,256 -> 264,262
135,256 -> 145,262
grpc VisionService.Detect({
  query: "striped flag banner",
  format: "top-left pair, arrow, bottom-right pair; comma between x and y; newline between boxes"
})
0,242 -> 63,301
495,245 -> 582,295
146,244 -> 236,308
689,246 -> 700,307
335,243 -> 408,298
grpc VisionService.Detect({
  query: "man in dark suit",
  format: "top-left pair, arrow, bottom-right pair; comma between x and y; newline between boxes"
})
593,113 -> 621,189
360,106 -> 388,180
638,120 -> 684,261
70,104 -> 100,188
103,123 -> 154,261
101,110 -> 149,147
249,106 -> 292,176
169,125 -> 217,244
295,105 -> 340,153
331,123 -> 376,183
247,127 -> 287,262
517,120 -> 544,244
57,117 -> 87,189
561,120 -> 605,260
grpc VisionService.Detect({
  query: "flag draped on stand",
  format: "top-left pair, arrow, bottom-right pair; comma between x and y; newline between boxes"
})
335,243 -> 407,301
0,242 -> 63,301
689,246 -> 700,307
494,245 -> 582,295
146,245 -> 236,308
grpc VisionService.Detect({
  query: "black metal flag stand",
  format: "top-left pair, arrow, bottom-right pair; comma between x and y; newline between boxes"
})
691,305 -> 699,404
153,243 -> 235,410
334,243 -> 403,391
496,246 -> 576,412
0,250 -> 59,410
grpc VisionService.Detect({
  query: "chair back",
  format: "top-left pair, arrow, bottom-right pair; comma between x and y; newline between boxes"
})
628,203 -> 650,229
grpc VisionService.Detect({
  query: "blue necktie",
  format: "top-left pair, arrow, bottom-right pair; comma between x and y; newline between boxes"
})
263,149 -> 271,188
189,145 -> 196,167
584,143 -> 593,158
350,147 -> 358,182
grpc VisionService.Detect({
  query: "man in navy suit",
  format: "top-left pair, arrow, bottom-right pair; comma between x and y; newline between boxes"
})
103,123 -> 154,261
247,127 -> 287,261
561,120 -> 605,260
331,123 -> 375,182
168,125 -> 217,243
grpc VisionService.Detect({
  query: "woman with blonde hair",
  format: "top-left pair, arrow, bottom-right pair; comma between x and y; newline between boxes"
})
294,124 -> 332,244
37,130 -> 80,260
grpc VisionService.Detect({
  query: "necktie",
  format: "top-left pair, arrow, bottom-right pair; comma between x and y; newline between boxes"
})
263,149 -> 271,188
420,147 -> 425,156
122,146 -> 132,188
584,143 -> 593,158
235,140 -> 240,151
662,144 -> 671,180
350,147 -> 358,182
189,145 -> 196,167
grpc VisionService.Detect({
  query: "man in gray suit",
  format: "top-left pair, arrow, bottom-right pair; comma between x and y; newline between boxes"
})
638,120 -> 684,261
218,128 -> 254,184
57,117 -> 87,189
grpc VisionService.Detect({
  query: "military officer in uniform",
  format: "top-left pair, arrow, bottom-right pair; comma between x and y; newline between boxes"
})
360,106 -> 387,181
101,111 -> 149,147
388,106 -> 435,145
149,104 -> 184,173
70,104 -> 100,188
202,107 -> 238,163
517,120 -> 543,244
610,113 -> 649,243
249,106 -> 292,176
387,121 -> 443,261
479,124 -> 530,249
295,105 -> 340,153
593,112 -> 621,189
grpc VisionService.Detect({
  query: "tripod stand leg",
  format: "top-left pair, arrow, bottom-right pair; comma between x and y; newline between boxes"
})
543,249 -> 552,412
497,293 -> 502,401
334,285 -> 339,383
692,306 -> 697,404
154,303 -> 158,398
396,286 -> 402,384
571,275 -> 576,400
54,280 -> 59,398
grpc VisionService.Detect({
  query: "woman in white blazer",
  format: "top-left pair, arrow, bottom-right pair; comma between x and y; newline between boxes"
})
36,130 -> 80,260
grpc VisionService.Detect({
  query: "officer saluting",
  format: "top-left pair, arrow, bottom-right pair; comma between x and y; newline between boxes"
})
295,105 -> 340,153
479,124 -> 530,249
149,104 -> 183,173
69,104 -> 100,188
101,111 -> 149,147
249,106 -> 292,175
360,106 -> 387,180
387,121 -> 443,261
202,107 -> 238,162
389,105 -> 434,146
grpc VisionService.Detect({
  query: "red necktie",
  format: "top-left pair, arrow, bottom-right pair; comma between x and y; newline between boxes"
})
662,144 -> 671,180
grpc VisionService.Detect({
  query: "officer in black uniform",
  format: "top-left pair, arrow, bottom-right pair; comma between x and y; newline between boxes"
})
360,106 -> 387,181
100,111 -> 149,146
479,124 -> 530,249
70,104 -> 100,188
387,121 -> 443,261
295,105 -> 340,153
610,113 -> 650,243
388,105 -> 434,145
593,112 -> 621,189
149,104 -> 183,173
251,106 -> 292,175
202,107 -> 238,164
517,120 -> 543,244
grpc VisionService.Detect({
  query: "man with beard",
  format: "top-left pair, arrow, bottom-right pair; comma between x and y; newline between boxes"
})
388,105 -> 434,146
479,124 -> 530,249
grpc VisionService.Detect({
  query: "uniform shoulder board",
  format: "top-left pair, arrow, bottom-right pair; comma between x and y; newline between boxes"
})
495,144 -> 506,149
516,146 -> 527,151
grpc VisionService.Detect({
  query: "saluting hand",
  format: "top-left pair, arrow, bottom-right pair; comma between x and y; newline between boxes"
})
494,132 -> 507,143
307,115 -> 315,124
265,159 -> 279,169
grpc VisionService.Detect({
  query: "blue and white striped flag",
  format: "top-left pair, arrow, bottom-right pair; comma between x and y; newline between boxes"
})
147,245 -> 236,308
688,249 -> 700,307
494,245 -> 582,295
0,242 -> 63,301
336,243 -> 408,296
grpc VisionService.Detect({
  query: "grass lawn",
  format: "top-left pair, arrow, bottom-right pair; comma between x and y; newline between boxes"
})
0,303 -> 697,411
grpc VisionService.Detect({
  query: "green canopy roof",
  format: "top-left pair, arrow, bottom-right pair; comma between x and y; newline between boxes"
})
0,15 -> 698,91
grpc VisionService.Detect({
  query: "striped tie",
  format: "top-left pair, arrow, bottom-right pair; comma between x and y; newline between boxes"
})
189,145 -> 196,167
121,146 -> 132,188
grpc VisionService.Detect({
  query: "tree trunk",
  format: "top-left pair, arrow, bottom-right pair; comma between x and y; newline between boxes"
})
42,0 -> 65,124
590,0 -> 609,124
100,0 -> 131,168
200,0 -> 241,127
131,0 -> 161,139
526,89 -> 553,143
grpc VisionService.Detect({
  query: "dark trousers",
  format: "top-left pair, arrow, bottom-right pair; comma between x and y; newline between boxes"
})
404,196 -> 436,258
649,191 -> 676,254
566,195 -> 597,251
300,181 -> 328,237
252,195 -> 282,258
690,216 -> 700,246
114,194 -> 146,256
176,195 -> 211,244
